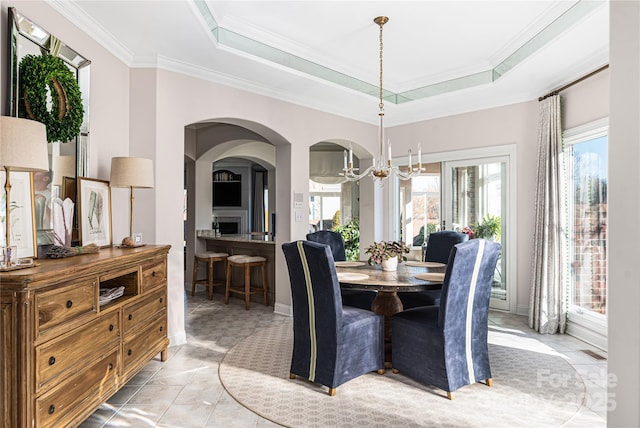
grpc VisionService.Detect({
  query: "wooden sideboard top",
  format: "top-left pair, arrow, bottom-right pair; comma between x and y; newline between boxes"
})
0,245 -> 171,290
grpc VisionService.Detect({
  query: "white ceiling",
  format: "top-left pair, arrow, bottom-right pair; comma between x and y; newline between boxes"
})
50,0 -> 609,126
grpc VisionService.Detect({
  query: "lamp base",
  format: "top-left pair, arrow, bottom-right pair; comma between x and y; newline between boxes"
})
118,236 -> 145,248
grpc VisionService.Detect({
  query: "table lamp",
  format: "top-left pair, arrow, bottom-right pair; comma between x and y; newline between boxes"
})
1,116 -> 49,265
109,157 -> 154,244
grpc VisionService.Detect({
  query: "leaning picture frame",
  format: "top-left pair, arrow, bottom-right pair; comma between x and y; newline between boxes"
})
78,177 -> 112,247
0,171 -> 37,258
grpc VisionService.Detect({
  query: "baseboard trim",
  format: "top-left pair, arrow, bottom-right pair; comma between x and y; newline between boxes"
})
274,302 -> 292,317
516,304 -> 529,317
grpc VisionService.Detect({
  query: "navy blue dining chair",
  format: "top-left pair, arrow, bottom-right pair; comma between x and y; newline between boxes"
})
399,230 -> 470,309
282,240 -> 385,396
306,230 -> 376,310
391,239 -> 501,399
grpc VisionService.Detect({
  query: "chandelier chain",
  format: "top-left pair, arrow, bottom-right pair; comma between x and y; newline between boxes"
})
379,20 -> 384,110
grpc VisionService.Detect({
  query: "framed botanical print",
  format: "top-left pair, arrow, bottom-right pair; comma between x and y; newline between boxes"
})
78,177 -> 112,247
0,171 -> 37,258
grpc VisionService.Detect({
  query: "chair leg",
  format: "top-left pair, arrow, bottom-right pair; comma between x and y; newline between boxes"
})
446,392 -> 454,400
376,369 -> 385,375
244,265 -> 251,310
486,378 -> 493,387
207,259 -> 214,300
225,262 -> 232,304
261,262 -> 268,306
391,368 -> 399,374
328,387 -> 336,397
289,373 -> 296,379
191,258 -> 198,296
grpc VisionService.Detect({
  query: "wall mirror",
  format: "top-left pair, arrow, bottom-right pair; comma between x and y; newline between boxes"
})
8,7 -> 91,248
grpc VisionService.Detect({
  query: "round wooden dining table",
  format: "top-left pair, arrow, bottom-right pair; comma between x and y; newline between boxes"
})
335,260 -> 446,366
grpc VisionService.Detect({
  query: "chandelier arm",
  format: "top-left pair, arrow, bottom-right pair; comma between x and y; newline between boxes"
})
341,165 -> 375,181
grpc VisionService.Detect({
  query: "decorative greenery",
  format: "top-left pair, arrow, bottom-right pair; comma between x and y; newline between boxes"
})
472,214 -> 501,240
18,54 -> 84,143
334,218 -> 359,261
365,240 -> 410,266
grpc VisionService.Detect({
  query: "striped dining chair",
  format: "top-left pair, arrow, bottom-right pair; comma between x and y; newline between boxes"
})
282,240 -> 385,396
391,239 -> 501,399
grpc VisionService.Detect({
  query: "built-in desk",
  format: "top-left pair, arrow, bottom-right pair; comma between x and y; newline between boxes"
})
197,233 -> 275,305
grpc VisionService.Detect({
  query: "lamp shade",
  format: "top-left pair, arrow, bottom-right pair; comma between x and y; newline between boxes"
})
109,157 -> 154,188
52,155 -> 76,186
0,116 -> 49,171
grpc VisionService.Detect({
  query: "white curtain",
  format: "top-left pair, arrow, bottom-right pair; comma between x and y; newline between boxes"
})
529,95 -> 567,334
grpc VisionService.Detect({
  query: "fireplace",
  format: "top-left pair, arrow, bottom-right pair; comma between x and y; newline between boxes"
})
213,210 -> 248,235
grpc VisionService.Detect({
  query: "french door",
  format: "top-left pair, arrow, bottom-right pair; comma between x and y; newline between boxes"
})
442,154 -> 514,311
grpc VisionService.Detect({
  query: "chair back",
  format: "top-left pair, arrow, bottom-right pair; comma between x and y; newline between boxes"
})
306,230 -> 347,261
282,240 -> 343,344
438,239 -> 501,333
424,230 -> 469,263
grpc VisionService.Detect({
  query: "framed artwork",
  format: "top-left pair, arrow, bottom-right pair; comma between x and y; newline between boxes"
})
78,177 -> 112,247
0,171 -> 37,258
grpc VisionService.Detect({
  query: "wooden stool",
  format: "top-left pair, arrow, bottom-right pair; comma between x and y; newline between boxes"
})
225,255 -> 269,310
192,252 -> 228,299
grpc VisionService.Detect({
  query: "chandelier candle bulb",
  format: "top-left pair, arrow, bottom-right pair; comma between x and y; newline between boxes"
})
343,150 -> 348,170
408,150 -> 413,171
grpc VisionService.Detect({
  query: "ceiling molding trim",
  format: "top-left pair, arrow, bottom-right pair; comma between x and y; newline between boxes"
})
190,0 -> 604,105
48,0 -> 135,65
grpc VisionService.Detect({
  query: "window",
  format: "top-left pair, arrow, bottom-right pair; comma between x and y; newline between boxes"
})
399,165 -> 441,247
563,118 -> 608,349
309,181 -> 342,232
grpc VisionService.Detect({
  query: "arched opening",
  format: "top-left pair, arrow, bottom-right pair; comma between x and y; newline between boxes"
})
309,139 -> 369,260
184,119 -> 285,306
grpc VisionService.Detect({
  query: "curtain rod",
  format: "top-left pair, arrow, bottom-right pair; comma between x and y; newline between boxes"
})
538,64 -> 609,102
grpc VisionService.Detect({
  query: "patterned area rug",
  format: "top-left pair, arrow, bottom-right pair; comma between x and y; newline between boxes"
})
219,323 -> 587,427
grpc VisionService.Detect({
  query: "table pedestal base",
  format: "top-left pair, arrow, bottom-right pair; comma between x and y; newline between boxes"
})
371,291 -> 404,368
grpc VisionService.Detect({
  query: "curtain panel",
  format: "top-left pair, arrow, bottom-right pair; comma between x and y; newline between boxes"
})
529,95 -> 567,334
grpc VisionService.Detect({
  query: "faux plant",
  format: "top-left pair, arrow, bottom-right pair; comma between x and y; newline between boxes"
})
18,54 -> 84,143
472,214 -> 501,240
334,218 -> 360,261
365,240 -> 410,265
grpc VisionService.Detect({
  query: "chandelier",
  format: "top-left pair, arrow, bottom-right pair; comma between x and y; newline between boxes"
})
341,16 -> 423,183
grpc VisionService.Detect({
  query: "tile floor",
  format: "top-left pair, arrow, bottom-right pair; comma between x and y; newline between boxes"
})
80,287 -> 607,427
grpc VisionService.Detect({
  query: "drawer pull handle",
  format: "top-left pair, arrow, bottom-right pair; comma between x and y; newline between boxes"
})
48,404 -> 55,415
108,363 -> 114,370
109,324 -> 114,332
159,326 -> 163,332
128,314 -> 133,321
160,298 -> 163,303
66,300 -> 73,309
152,271 -> 156,277
48,356 -> 56,366
128,349 -> 132,356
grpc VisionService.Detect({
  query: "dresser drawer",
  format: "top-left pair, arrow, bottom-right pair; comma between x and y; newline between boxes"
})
123,312 -> 167,373
36,348 -> 118,428
123,290 -> 166,335
141,257 -> 167,292
37,278 -> 97,335
35,311 -> 120,392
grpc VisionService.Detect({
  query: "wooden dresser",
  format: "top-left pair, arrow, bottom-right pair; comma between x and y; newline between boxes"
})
0,245 -> 171,427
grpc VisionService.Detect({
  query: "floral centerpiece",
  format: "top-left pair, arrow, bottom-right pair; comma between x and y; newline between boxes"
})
365,241 -> 410,271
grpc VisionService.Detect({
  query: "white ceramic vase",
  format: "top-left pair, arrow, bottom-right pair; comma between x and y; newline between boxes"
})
381,257 -> 398,272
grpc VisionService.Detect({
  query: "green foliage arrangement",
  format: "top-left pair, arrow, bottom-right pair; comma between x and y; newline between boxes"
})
365,240 -> 410,265
18,54 -> 84,143
331,209 -> 341,230
334,218 -> 359,261
472,214 -> 501,240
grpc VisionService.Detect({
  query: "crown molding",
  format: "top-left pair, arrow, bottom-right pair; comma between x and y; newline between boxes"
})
48,0 -> 135,65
